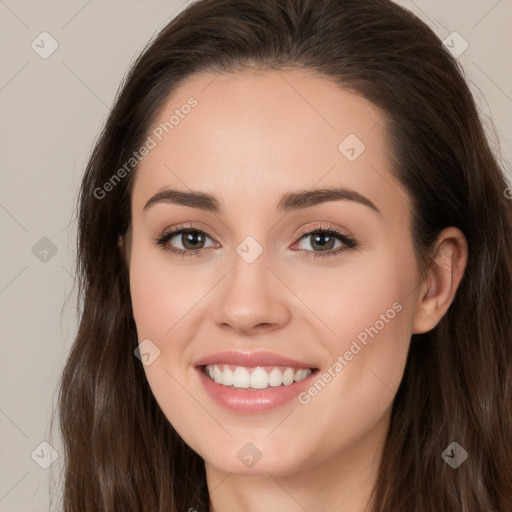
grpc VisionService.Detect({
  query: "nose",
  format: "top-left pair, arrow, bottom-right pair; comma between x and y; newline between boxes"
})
211,249 -> 291,337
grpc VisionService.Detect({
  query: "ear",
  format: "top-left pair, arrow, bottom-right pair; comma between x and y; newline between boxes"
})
412,227 -> 468,334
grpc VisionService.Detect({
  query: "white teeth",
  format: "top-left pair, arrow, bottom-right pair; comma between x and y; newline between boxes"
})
283,367 -> 295,385
295,369 -> 309,382
232,366 -> 250,388
222,366 -> 233,386
268,368 -> 283,387
250,368 -> 269,389
204,364 -> 313,390
213,365 -> 223,384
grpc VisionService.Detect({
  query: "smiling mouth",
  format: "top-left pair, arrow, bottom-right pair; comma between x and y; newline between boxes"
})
202,364 -> 318,390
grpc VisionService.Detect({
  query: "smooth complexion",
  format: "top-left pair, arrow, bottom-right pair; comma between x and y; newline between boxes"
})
123,69 -> 468,512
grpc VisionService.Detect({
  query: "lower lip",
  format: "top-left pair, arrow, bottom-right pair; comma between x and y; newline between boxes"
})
196,367 -> 318,413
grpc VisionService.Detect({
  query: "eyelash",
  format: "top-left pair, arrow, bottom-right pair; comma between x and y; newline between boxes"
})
154,222 -> 358,260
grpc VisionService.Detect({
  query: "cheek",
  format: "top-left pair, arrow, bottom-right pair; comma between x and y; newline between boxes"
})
302,243 -> 417,351
129,245 -> 201,340
281,259 -> 416,469
128,245 -> 214,451
307,243 -> 418,402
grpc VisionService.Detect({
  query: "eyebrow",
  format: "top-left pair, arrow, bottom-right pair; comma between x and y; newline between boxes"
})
143,187 -> 382,216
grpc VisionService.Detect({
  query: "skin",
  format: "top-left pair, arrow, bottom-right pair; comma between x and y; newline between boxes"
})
123,69 -> 468,512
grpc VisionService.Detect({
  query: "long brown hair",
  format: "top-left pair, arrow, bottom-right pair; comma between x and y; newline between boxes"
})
56,0 -> 512,510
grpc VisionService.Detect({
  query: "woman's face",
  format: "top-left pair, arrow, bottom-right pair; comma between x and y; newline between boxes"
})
127,69 -> 424,476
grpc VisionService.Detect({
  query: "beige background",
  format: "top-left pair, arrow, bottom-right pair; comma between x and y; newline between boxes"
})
0,1 -> 511,510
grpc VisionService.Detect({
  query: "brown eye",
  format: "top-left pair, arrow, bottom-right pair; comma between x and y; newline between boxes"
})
301,231 -> 338,251
179,230 -> 208,250
292,225 -> 358,260
156,226 -> 217,257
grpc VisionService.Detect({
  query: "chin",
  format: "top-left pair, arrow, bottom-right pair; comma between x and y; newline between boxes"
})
196,435 -> 316,477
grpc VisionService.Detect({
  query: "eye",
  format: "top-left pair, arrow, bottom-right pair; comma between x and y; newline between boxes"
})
155,223 -> 217,258
291,223 -> 358,260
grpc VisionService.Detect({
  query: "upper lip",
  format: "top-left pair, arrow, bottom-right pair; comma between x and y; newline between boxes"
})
194,351 -> 317,369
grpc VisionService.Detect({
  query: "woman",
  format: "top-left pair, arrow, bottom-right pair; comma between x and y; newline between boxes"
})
57,0 -> 512,510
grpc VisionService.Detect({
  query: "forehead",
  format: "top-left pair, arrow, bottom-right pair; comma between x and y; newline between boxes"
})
131,69 -> 409,220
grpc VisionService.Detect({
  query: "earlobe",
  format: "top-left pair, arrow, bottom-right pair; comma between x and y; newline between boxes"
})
412,227 -> 468,334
